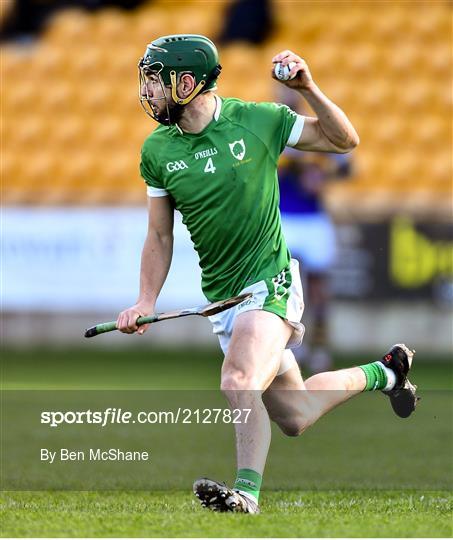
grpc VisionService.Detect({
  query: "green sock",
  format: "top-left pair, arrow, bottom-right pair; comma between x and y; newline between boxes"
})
359,361 -> 388,391
233,468 -> 262,502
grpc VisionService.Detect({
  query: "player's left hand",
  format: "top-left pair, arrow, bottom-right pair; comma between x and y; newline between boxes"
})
271,50 -> 314,90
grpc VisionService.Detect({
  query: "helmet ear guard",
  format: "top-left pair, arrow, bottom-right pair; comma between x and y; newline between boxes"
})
169,64 -> 222,105
170,70 -> 206,105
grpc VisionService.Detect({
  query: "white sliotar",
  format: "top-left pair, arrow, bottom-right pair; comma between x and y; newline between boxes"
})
274,62 -> 296,81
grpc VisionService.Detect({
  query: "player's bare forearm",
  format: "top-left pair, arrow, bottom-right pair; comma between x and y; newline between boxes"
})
137,229 -> 173,310
116,230 -> 173,334
272,49 -> 359,153
117,195 -> 174,334
296,82 -> 359,153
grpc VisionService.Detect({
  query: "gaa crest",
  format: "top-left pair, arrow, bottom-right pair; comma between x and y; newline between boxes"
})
228,139 -> 246,161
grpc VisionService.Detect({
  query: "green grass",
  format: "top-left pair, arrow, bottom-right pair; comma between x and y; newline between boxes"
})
2,346 -> 451,390
1,490 -> 451,537
1,347 -> 452,537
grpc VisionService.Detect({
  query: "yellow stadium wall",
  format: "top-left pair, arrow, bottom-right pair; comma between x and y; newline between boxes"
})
2,0 -> 451,219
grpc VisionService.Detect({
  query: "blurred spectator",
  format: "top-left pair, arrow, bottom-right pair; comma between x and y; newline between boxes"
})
278,90 -> 353,373
1,0 -> 146,43
218,0 -> 272,45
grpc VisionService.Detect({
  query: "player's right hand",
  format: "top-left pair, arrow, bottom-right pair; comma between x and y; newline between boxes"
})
116,302 -> 154,335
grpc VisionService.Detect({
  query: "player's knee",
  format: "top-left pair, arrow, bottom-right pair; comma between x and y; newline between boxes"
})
279,416 -> 311,437
276,403 -> 318,437
220,370 -> 260,392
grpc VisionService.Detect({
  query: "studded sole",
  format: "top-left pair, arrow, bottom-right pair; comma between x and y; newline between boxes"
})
389,380 -> 420,418
193,478 -> 236,512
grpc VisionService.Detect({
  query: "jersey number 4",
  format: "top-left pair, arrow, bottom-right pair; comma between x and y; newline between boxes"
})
204,157 -> 216,174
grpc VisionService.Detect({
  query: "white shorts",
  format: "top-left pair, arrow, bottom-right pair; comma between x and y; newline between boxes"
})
208,258 -> 305,375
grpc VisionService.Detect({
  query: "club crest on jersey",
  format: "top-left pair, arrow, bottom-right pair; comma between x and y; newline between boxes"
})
228,139 -> 246,161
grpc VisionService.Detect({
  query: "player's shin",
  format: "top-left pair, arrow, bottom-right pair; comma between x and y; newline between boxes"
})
222,388 -> 270,503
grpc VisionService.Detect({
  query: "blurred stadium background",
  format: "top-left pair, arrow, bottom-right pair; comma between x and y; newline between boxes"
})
2,0 -> 452,357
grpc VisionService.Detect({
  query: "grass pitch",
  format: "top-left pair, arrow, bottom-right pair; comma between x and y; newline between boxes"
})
1,490 -> 451,537
2,346 -> 452,537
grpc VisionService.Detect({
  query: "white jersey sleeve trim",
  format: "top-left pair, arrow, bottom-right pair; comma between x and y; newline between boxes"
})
147,185 -> 168,197
213,95 -> 222,121
286,114 -> 306,147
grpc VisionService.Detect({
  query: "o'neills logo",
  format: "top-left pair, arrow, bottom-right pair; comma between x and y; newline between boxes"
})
237,478 -> 256,488
238,297 -> 255,310
194,147 -> 218,160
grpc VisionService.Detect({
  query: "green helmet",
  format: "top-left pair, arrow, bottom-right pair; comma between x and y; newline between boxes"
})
138,34 -> 222,123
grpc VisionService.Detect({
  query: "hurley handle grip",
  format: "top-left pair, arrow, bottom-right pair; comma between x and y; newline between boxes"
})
84,315 -> 159,338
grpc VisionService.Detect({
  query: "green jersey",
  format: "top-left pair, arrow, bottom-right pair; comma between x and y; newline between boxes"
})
140,96 -> 305,302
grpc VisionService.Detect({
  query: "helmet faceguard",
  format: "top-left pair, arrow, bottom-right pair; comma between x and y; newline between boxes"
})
138,54 -> 183,125
138,35 -> 222,126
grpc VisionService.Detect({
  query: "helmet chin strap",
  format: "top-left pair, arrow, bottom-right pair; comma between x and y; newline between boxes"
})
165,102 -> 184,126
170,70 -> 206,105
